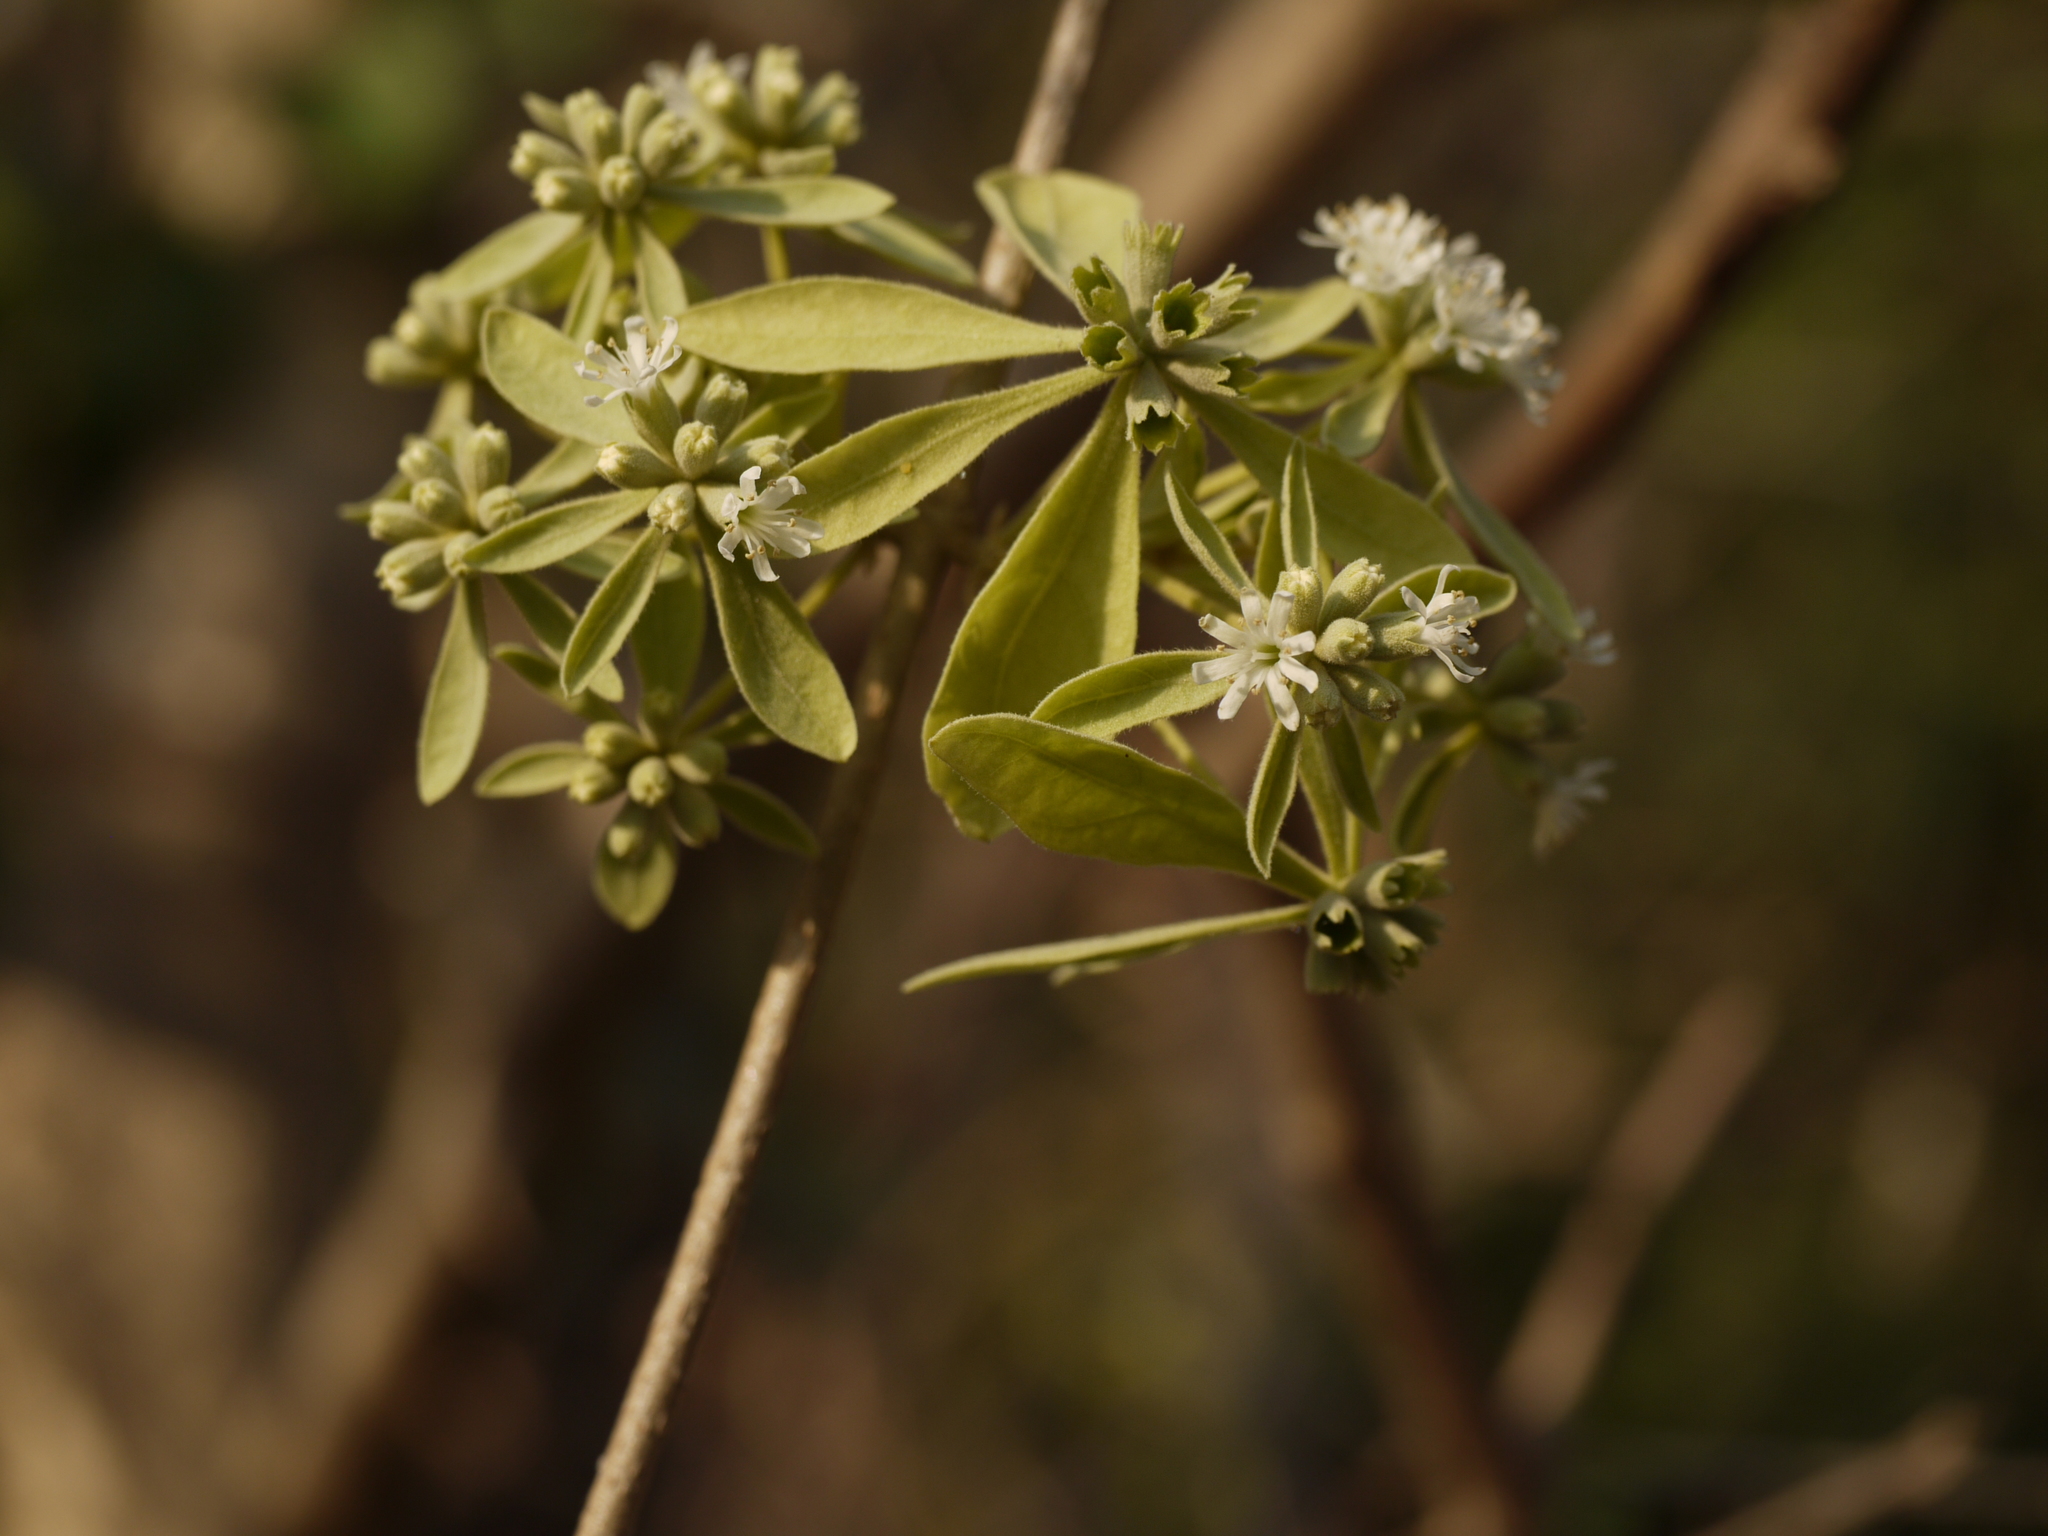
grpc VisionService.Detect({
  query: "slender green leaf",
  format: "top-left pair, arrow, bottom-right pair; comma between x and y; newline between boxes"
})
1318,715 -> 1381,830
438,210 -> 587,300
666,277 -> 1083,373
631,216 -> 690,322
656,175 -> 894,226
924,390 -> 1141,837
707,778 -> 818,857
1254,490 -> 1285,593
831,211 -> 978,286
1247,720 -> 1304,876
631,562 -> 705,741
1226,278 -> 1358,361
463,487 -> 655,573
1245,349 -> 1384,414
480,307 -> 634,443
1392,724 -> 1482,853
1163,471 -> 1252,596
563,526 -> 669,694
498,572 -> 624,700
701,536 -> 858,762
514,438 -> 600,506
974,168 -> 1142,291
902,902 -> 1313,992
729,383 -> 840,451
563,232 -> 614,342
493,644 -> 625,723
798,366 -> 1103,550
1279,439 -> 1316,569
1295,723 -> 1350,874
417,579 -> 490,804
1365,564 -> 1519,621
1320,365 -> 1405,458
1031,651 -> 1225,738
561,531 -> 690,585
475,741 -> 588,798
1187,393 -> 1468,576
593,804 -> 677,931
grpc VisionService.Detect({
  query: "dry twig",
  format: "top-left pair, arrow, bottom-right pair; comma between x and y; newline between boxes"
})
1691,1404 -> 1981,1536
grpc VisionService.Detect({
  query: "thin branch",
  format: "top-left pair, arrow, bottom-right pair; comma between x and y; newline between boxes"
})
1495,981 -> 1777,1438
567,6 -> 1111,1534
1466,0 -> 1933,526
1690,1404 -> 1981,1536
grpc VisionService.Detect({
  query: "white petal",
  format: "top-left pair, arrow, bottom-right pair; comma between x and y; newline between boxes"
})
1266,673 -> 1301,731
752,551 -> 779,581
717,526 -> 744,561
1217,674 -> 1254,720
1277,656 -> 1319,691
1401,585 -> 1427,618
1279,631 -> 1316,656
1192,654 -> 1249,684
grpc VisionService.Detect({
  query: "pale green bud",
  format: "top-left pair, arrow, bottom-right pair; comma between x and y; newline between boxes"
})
667,738 -> 727,785
1314,618 -> 1374,668
638,113 -> 693,178
399,438 -> 458,488
603,806 -> 646,854
669,782 -> 721,848
364,337 -> 440,388
368,500 -> 439,544
1274,566 -> 1323,635
534,168 -> 599,213
461,423 -> 510,497
582,722 -> 647,768
647,481 -> 698,534
1327,662 -> 1405,721
599,441 -> 678,490
752,44 -> 807,137
693,373 -> 750,436
597,154 -> 646,211
376,539 -> 448,598
671,422 -> 721,481
1323,558 -> 1386,621
563,90 -> 621,162
391,309 -> 443,358
521,92 -> 571,140
624,384 -> 683,460
570,760 -> 625,805
759,145 -> 835,176
409,476 -> 468,530
1297,659 -> 1346,724
627,754 -> 675,806
440,530 -> 481,577
1357,850 -> 1451,911
620,83 -> 662,150
510,130 -> 578,181
474,486 -> 524,533
731,436 -> 793,481
1483,696 -> 1582,743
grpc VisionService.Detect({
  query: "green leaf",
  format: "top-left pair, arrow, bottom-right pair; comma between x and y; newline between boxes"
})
729,383 -> 841,450
1320,365 -> 1406,458
1245,349 -> 1383,414
1296,722 -> 1350,874
797,366 -> 1104,550
974,168 -> 1142,292
475,741 -> 588,798
593,804 -> 677,931
1279,438 -> 1316,569
631,562 -> 705,741
480,307 -> 633,443
666,277 -> 1083,374
498,572 -> 624,700
1031,651 -> 1225,738
417,579 -> 490,805
563,526 -> 669,694
1254,488 -> 1285,594
1247,720 -> 1304,876
902,902 -> 1313,992
1186,393 -> 1468,577
934,714 -> 1289,887
708,778 -> 818,857
631,216 -> 690,322
924,390 -> 1141,837
437,210 -> 587,300
701,536 -> 858,762
563,231 -> 614,343
562,531 -> 691,585
1365,563 -> 1519,621
1226,278 -> 1358,361
514,438 -> 601,506
831,210 -> 978,286
1163,470 -> 1252,597
1392,724 -> 1482,853
493,644 -> 625,723
656,175 -> 895,227
1318,716 -> 1381,830
463,487 -> 656,573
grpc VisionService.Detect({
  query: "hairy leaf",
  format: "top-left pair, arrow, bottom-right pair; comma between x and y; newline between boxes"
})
463,487 -> 656,573
708,778 -> 819,857
1365,564 -> 1519,621
656,175 -> 895,227
702,536 -> 858,762
1245,349 -> 1384,414
417,579 -> 490,804
1320,365 -> 1405,458
632,217 -> 691,322
902,902 -> 1313,992
631,563 -> 705,741
1318,716 -> 1381,830
563,526 -> 669,695
1247,719 -> 1304,876
438,210 -> 587,300
593,804 -> 676,931
498,572 -> 623,700
1030,651 -> 1225,738
475,741 -> 588,798
563,232 -> 614,343
514,438 -> 601,507
480,307 -> 633,443
831,210 -> 978,286
974,168 -> 1142,291
1279,439 -> 1316,570
1227,278 -> 1358,361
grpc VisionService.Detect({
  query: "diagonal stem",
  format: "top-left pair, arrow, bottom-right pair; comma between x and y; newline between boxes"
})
567,5 -> 1111,1533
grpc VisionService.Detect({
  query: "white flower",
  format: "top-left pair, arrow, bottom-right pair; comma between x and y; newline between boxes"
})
1572,607 -> 1617,667
1535,758 -> 1614,855
1400,565 -> 1485,683
1302,196 -> 1446,294
713,466 -> 820,581
1193,589 -> 1319,730
577,315 -> 683,406
1428,237 -> 1560,419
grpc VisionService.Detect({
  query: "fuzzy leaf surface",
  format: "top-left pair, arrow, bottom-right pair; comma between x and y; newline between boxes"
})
463,487 -> 656,573
902,902 -> 1312,992
480,307 -> 633,443
1164,471 -> 1253,596
593,805 -> 676,931
1226,278 -> 1358,361
632,217 -> 691,322
708,779 -> 818,857
974,168 -> 1142,291
498,573 -> 623,700
417,579 -> 490,804
657,176 -> 894,227
832,211 -> 978,286
563,526 -> 669,694
631,563 -> 705,741
1247,719 -> 1304,876
514,438 -> 601,506
438,210 -> 587,300
1030,651 -> 1225,738
702,537 -> 857,762
475,742 -> 587,798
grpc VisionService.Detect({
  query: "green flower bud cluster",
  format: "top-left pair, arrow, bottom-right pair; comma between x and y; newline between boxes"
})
1303,851 -> 1450,993
657,43 -> 862,177
1075,220 -> 1260,450
366,423 -> 520,612
1248,556 -> 1409,725
365,276 -> 479,390
513,84 -> 701,216
593,369 -> 794,534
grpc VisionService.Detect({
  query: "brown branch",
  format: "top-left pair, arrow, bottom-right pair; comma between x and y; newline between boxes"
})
1690,1404 -> 1981,1536
567,6 -> 1111,1534
1467,0 -> 1933,526
1495,981 -> 1777,1438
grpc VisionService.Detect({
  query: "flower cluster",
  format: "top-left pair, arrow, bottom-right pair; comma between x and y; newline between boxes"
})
650,43 -> 862,177
1195,588 -> 1320,729
511,84 -> 700,217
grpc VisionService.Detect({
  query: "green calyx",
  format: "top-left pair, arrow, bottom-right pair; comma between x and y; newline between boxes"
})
368,422 -> 517,610
515,84 -> 699,216
672,43 -> 861,175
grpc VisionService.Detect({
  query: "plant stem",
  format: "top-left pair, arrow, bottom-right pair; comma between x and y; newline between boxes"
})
759,225 -> 791,283
569,6 -> 1110,1533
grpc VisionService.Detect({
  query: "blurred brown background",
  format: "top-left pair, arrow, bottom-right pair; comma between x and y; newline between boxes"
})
1,0 -> 2044,1532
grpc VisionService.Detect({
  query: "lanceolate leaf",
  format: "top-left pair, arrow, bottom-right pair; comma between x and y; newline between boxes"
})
631,563 -> 705,741
1366,564 -> 1519,621
1226,278 -> 1359,361
902,902 -> 1314,992
563,526 -> 670,695
666,277 -> 1083,374
931,715 -> 1330,900
1187,393 -> 1468,576
1279,439 -> 1316,569
1245,349 -> 1384,415
1392,723 -> 1483,853
1320,365 -> 1405,458
708,778 -> 819,857
1247,720 -> 1304,876
498,572 -> 624,701
1319,715 -> 1382,830
475,741 -> 588,798
463,487 -> 656,574
1030,651 -> 1225,738
974,168 -> 1142,291
514,438 -> 601,507
418,578 -> 490,805
437,210 -> 587,300
1164,471 -> 1252,597
632,217 -> 691,322
831,210 -> 978,286
480,308 -> 633,443
701,536 -> 858,762
593,804 -> 677,931
563,233 -> 615,343
798,366 -> 1104,550
729,384 -> 842,452
924,390 -> 1141,838
493,644 -> 626,724
656,175 -> 895,227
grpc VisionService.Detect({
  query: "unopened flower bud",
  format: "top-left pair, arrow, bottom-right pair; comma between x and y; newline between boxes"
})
461,423 -> 510,496
599,441 -> 678,489
1483,696 -> 1584,743
759,145 -> 834,177
671,422 -> 721,481
694,68 -> 746,127
624,385 -> 683,461
627,755 -> 674,806
570,761 -> 624,806
582,722 -> 646,768
368,500 -> 439,544
669,782 -> 721,848
1328,662 -> 1405,721
1314,618 -> 1376,668
364,337 -> 440,388
391,308 -> 442,357
1362,908 -> 1438,977
693,373 -> 750,437
474,486 -> 524,532
647,481 -> 698,534
598,154 -> 646,211
1357,850 -> 1451,911
751,45 -> 806,135
399,438 -> 458,488
410,476 -> 469,529
637,113 -> 693,177
620,83 -> 662,149
376,539 -> 449,598
603,808 -> 646,856
667,738 -> 728,785
730,436 -> 793,481
509,130 -> 577,181
1274,566 -> 1322,635
440,530 -> 481,577
563,90 -> 621,162
1323,558 -> 1386,621
812,95 -> 861,148
533,168 -> 599,213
